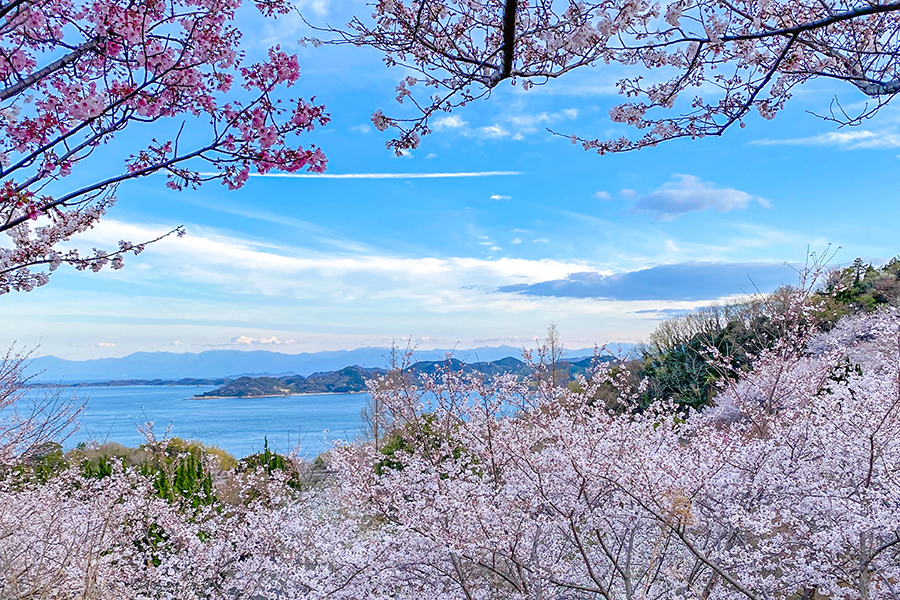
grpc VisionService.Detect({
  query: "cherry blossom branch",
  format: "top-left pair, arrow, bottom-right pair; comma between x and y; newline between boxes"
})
315,0 -> 900,153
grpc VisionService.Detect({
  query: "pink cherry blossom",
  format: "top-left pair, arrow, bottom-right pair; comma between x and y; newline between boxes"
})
0,0 -> 329,295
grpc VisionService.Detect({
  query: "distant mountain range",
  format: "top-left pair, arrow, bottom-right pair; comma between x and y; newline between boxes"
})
25,345 -> 635,383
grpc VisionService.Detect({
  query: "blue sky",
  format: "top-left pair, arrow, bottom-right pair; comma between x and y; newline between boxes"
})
5,0 -> 900,360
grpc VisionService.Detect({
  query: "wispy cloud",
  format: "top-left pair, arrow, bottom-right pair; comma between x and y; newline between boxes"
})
506,109 -> 578,135
182,199 -> 374,254
490,194 -> 511,200
634,308 -> 695,319
593,191 -> 612,201
751,129 -> 900,149
231,335 -> 297,345
233,171 -> 522,179
633,174 -> 768,220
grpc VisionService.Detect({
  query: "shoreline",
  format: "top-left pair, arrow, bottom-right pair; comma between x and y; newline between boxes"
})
192,391 -> 368,400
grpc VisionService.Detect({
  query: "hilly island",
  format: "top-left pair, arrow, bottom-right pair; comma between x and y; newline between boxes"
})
193,355 -> 611,398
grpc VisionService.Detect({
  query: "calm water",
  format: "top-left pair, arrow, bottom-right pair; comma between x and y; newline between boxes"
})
24,386 -> 370,459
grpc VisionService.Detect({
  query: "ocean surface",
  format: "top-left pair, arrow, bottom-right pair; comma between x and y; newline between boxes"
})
23,386 -> 370,459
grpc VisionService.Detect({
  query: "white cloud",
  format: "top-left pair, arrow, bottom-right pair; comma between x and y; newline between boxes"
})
473,124 -> 511,139
41,220 -> 713,358
490,194 -> 511,200
295,0 -> 329,16
428,108 -> 578,141
505,109 -> 579,135
231,335 -> 297,345
751,129 -> 900,149
620,189 -> 637,199
633,174 -> 768,221
593,191 -> 612,201
76,220 -> 592,307
260,9 -> 327,48
433,115 -> 468,130
351,124 -> 371,134
507,114 -> 553,129
511,238 -> 522,244
425,153 -> 437,160
97,342 -> 116,347
10,215 -> 696,359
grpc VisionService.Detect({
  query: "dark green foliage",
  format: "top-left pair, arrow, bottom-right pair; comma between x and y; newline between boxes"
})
13,442 -> 68,483
637,258 -> 900,412
140,443 -> 214,509
376,427 -> 419,475
817,257 -> 900,321
817,356 -> 863,398
133,522 -> 171,568
241,437 -> 288,474
81,453 -> 121,479
239,437 -> 305,491
640,307 -> 780,411
376,414 -> 471,477
74,439 -> 217,508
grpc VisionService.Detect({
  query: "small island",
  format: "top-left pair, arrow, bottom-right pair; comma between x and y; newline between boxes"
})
195,366 -> 383,398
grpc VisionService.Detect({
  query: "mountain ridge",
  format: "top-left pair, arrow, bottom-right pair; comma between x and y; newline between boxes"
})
25,344 -> 635,383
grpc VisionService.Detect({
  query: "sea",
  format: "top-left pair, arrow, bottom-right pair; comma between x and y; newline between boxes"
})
21,386 -> 370,460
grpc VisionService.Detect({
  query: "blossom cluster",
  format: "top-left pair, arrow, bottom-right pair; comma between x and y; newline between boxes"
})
0,0 -> 329,294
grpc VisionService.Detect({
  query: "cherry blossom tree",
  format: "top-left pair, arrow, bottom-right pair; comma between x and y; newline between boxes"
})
315,0 -> 900,155
3,286 -> 900,599
0,345 -> 80,464
0,0 -> 329,294
324,297 -> 900,599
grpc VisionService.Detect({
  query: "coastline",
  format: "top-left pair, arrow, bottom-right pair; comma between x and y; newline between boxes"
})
192,391 -> 368,400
